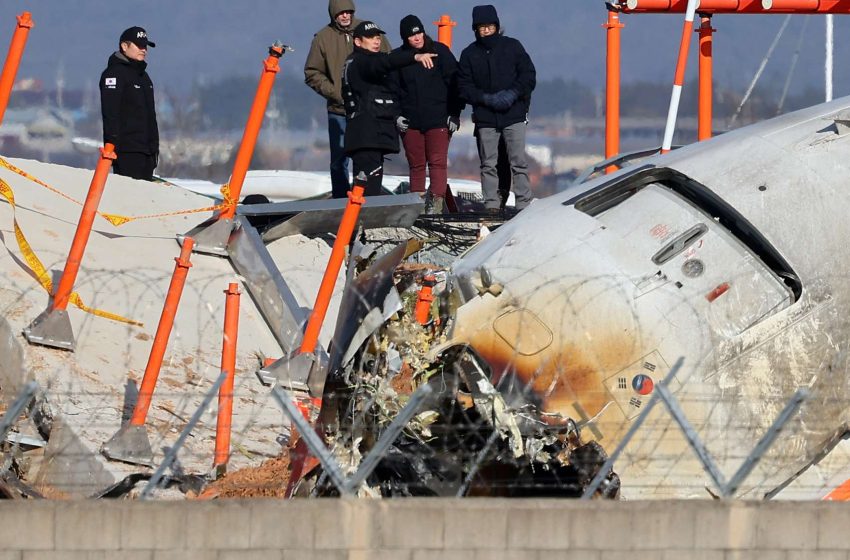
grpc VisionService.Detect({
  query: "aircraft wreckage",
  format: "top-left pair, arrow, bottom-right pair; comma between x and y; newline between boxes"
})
5,98 -> 850,500
264,97 -> 850,500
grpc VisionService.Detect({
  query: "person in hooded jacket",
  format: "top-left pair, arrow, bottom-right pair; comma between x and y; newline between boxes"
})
305,0 -> 390,198
342,21 -> 437,197
392,15 -> 464,214
99,26 -> 159,181
458,5 -> 536,211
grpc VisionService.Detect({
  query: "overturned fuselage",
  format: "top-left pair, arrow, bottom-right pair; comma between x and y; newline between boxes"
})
446,98 -> 850,499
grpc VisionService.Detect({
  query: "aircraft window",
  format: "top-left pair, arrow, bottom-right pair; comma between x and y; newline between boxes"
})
566,167 -> 802,302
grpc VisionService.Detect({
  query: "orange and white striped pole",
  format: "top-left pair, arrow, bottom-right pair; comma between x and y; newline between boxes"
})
415,274 -> 437,325
604,9 -> 624,173
661,0 -> 699,154
0,12 -> 33,127
299,180 -> 366,355
129,238 -> 195,426
697,15 -> 715,141
823,478 -> 850,501
52,143 -> 117,312
220,43 -> 284,220
434,15 -> 456,49
625,0 -> 850,13
213,282 -> 241,475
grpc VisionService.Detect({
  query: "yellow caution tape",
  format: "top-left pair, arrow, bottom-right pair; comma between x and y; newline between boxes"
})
0,178 -> 143,327
0,156 -> 83,207
0,156 -> 235,226
102,183 -> 237,224
220,183 -> 236,206
98,202 -> 225,226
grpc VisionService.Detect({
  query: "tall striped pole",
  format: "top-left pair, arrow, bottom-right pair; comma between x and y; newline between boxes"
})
0,12 -> 33,127
605,9 -> 624,172
697,16 -> 715,141
825,14 -> 834,102
661,0 -> 699,154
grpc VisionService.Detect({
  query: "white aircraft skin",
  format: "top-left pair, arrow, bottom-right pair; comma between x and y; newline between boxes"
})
446,97 -> 850,499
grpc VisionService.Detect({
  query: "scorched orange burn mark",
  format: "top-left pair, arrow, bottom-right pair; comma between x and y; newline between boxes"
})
465,329 -> 642,421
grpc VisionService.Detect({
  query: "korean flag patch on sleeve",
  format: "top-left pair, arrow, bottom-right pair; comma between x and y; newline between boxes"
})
104,77 -> 117,89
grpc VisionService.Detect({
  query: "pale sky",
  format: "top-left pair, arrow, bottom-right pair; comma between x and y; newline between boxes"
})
1,1 -> 847,99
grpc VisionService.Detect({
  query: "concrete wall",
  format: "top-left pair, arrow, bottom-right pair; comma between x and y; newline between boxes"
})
1,499 -> 850,559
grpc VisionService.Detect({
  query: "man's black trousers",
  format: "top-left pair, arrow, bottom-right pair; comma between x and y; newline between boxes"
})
348,149 -> 385,197
113,152 -> 156,181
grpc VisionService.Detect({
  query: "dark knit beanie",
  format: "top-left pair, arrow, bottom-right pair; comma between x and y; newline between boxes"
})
471,5 -> 500,30
399,14 -> 425,41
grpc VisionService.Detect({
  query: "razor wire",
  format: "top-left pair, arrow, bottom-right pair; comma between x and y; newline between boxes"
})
0,231 -> 847,500
581,359 -> 808,500
0,349 -> 842,500
581,359 -> 685,500
270,382 -> 434,496
293,260 -> 833,501
0,156 -> 233,227
140,370 -> 227,499
0,381 -> 38,445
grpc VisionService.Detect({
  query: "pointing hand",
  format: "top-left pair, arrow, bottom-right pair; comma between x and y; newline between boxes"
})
414,53 -> 438,69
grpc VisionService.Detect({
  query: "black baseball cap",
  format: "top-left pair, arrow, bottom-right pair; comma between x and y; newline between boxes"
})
119,26 -> 156,49
353,21 -> 386,39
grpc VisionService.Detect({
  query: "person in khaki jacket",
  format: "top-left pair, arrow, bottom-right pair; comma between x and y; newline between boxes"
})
305,0 -> 390,198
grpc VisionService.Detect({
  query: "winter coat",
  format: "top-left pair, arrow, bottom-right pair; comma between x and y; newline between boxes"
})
457,34 -> 536,129
391,37 -> 464,132
342,46 -> 416,154
304,0 -> 390,115
99,52 -> 159,155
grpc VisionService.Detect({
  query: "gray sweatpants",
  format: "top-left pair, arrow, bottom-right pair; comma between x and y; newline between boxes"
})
477,122 -> 533,210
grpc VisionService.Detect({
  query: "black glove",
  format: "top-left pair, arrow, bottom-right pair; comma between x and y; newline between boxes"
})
481,92 -> 496,108
490,89 -> 518,111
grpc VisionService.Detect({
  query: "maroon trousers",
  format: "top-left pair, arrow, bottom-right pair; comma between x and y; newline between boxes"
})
401,127 -> 450,197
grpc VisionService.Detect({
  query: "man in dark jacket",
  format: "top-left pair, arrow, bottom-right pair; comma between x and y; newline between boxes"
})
342,21 -> 437,197
305,0 -> 390,198
99,26 -> 159,181
458,5 -> 536,211
393,15 -> 464,214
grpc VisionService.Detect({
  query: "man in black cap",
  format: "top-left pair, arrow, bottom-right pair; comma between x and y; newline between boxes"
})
99,26 -> 159,181
341,21 -> 437,197
458,5 -> 536,212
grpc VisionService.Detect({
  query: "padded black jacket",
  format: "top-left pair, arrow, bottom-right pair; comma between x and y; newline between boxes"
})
343,46 -> 415,154
457,34 -> 536,129
392,38 -> 463,132
99,52 -> 159,155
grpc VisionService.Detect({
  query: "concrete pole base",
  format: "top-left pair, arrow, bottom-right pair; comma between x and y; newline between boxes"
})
23,308 -> 75,351
180,216 -> 234,257
101,424 -> 154,467
256,352 -> 321,395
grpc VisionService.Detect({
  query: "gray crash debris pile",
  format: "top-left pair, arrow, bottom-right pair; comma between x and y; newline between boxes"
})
292,233 -> 620,499
294,98 -> 850,501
